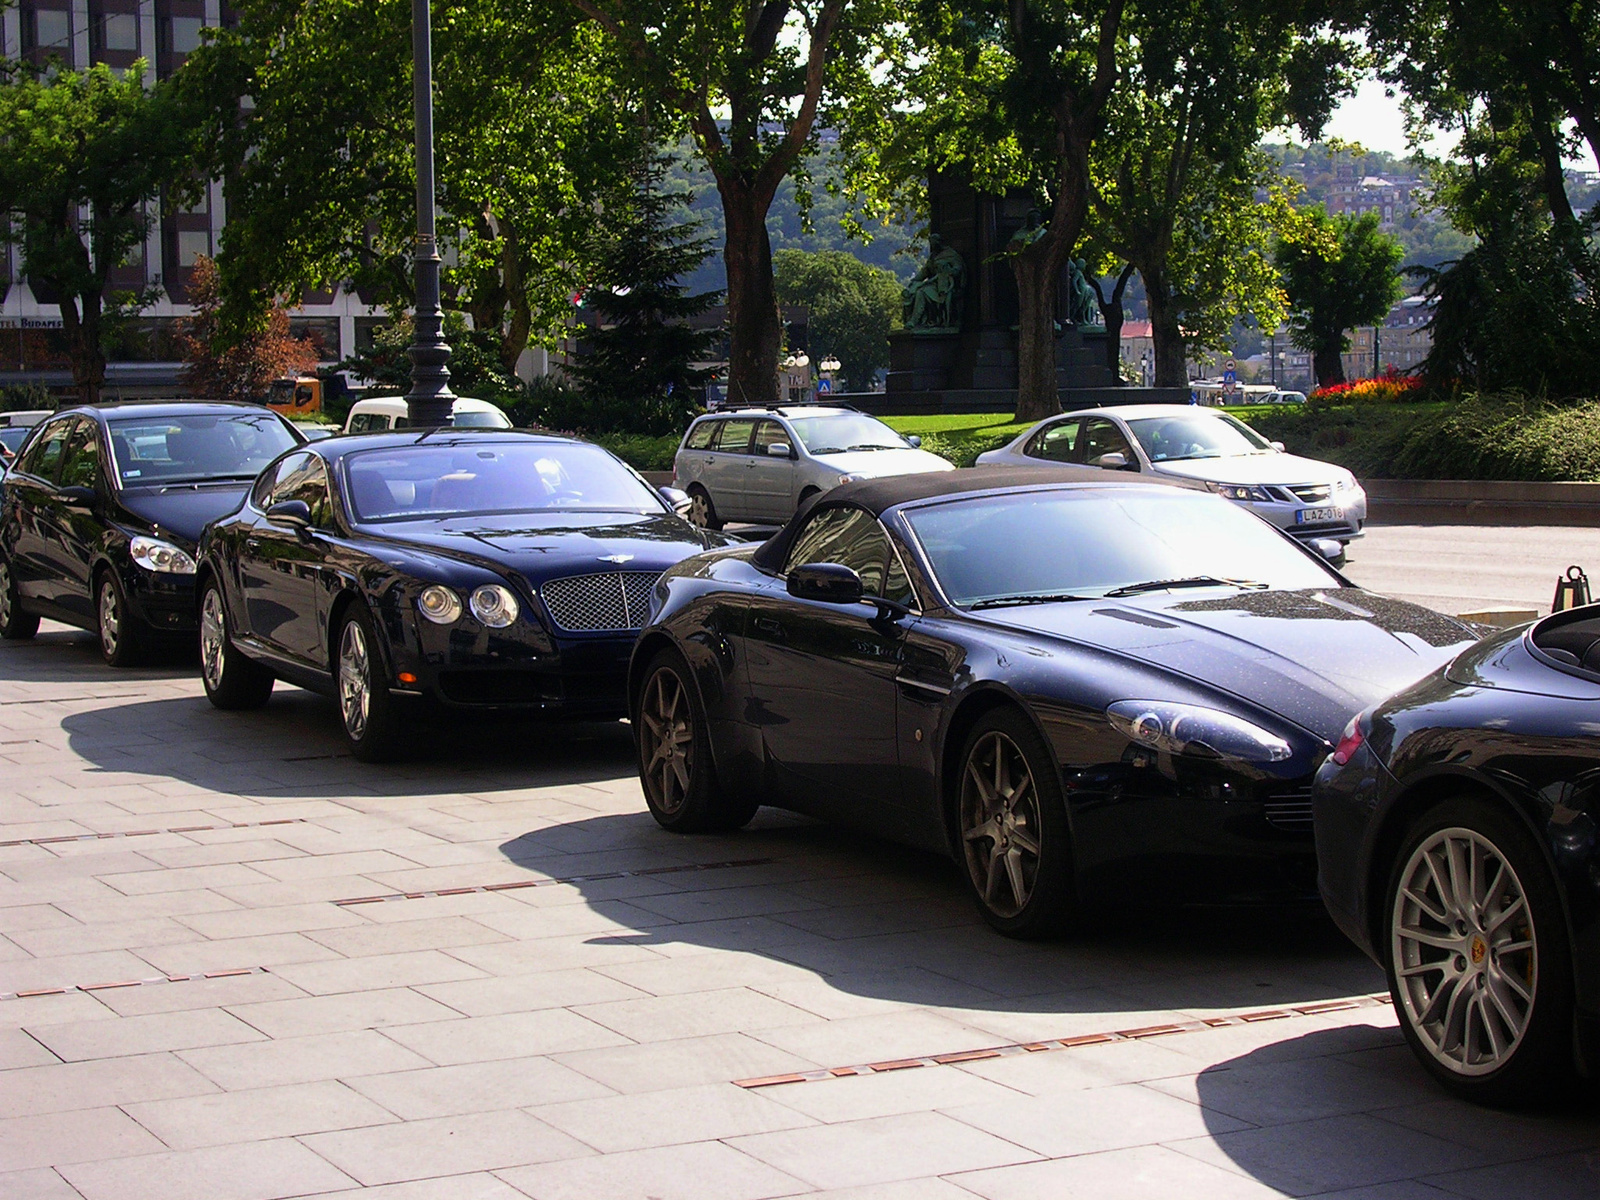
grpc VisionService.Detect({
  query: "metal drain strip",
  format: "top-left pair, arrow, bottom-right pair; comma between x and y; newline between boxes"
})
332,857 -> 779,906
0,819 -> 308,848
734,994 -> 1394,1088
2,966 -> 270,1002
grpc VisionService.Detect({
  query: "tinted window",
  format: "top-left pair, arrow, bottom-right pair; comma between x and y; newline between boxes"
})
1080,418 -> 1133,465
1025,419 -> 1080,463
711,419 -> 756,453
252,451 -> 312,510
753,420 -> 789,454
785,506 -> 895,599
787,412 -> 908,454
59,421 -> 102,489
272,455 -> 335,529
18,418 -> 71,481
107,413 -> 299,485
1126,412 -> 1272,463
685,421 -> 716,450
343,443 -> 661,522
904,490 -> 1337,606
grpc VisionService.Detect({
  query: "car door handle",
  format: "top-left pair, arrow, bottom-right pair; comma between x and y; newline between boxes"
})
753,616 -> 783,635
245,537 -> 261,551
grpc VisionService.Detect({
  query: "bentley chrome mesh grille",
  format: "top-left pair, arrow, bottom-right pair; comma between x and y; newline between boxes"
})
540,571 -> 662,633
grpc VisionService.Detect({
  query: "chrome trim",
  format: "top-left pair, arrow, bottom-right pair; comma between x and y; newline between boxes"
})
896,675 -> 952,695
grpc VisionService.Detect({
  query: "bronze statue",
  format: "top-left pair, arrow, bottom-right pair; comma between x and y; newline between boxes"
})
1067,258 -> 1101,328
902,236 -> 966,331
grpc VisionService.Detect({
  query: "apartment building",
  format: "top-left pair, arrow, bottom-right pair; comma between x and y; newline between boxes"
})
1,0 -> 388,395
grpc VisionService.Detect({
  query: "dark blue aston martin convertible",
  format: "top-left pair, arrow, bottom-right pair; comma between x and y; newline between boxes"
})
195,429 -> 728,760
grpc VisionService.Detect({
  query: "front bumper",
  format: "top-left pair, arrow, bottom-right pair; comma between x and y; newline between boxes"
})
124,565 -> 200,635
1237,490 -> 1367,543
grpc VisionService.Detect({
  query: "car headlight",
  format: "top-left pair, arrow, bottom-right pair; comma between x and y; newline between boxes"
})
417,585 -> 462,625
129,536 -> 196,574
469,584 -> 519,628
1206,482 -> 1275,503
1334,474 -> 1360,493
837,473 -> 862,484
1107,700 -> 1292,763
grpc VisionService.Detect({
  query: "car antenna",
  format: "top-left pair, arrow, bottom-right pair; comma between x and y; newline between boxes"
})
413,422 -> 453,444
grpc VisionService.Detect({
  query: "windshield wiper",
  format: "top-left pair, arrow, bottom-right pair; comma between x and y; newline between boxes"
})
845,443 -> 902,451
969,592 -> 1094,610
1103,576 -> 1267,597
807,446 -> 846,455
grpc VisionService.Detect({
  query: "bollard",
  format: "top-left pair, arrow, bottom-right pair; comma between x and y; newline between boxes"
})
1552,565 -> 1592,613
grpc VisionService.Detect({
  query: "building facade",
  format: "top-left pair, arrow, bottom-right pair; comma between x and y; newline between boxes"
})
1341,295 -> 1434,380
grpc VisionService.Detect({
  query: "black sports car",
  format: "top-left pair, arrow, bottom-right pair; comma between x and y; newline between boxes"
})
195,429 -> 729,760
629,466 -> 1481,937
0,401 -> 305,663
1316,604 -> 1600,1104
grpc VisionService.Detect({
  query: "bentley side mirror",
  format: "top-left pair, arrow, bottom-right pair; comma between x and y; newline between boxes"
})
906,435 -> 922,448
58,485 -> 96,508
767,442 -> 794,458
266,499 -> 312,530
657,485 -> 691,516
1270,441 -> 1286,452
1091,452 -> 1132,470
787,561 -> 864,605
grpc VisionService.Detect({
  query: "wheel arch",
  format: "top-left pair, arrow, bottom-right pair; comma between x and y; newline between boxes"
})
326,585 -> 396,684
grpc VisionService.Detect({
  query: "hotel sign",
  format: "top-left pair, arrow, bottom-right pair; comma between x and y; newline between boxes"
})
0,317 -> 65,330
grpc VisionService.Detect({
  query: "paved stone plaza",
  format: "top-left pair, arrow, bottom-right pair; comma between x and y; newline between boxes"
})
2,620 -> 1597,1199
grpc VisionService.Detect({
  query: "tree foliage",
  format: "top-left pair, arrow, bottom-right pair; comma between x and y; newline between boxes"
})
774,249 -> 902,392
1274,207 -> 1405,386
0,60 -> 197,401
179,256 -> 319,403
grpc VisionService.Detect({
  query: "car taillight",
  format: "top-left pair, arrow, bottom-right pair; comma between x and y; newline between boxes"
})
1330,716 -> 1365,766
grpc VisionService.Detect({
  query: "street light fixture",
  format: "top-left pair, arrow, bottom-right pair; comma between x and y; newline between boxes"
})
406,0 -> 454,427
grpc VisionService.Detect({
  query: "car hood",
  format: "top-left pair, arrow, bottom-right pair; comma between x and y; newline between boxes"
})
360,511 -> 724,583
117,482 -> 252,546
978,587 -> 1478,742
1151,453 -> 1350,487
809,448 -> 955,478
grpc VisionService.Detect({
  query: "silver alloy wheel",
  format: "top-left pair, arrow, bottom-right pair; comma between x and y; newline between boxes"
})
0,560 -> 12,628
1392,826 -> 1538,1077
200,588 -> 227,691
337,619 -> 371,741
641,666 -> 693,813
960,730 -> 1043,918
98,579 -> 120,658
688,491 -> 711,528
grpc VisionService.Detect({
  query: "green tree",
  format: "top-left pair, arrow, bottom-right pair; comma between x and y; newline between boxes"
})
1274,207 -> 1404,386
566,149 -> 721,435
774,249 -> 901,392
0,60 -> 197,401
568,0 -> 882,410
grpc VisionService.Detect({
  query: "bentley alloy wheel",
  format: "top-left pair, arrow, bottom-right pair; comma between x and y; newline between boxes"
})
338,618 -> 372,742
955,708 -> 1074,937
200,587 -> 227,693
335,605 -> 404,762
634,647 -> 756,832
1386,799 -> 1575,1103
641,663 -> 694,817
198,583 -> 273,710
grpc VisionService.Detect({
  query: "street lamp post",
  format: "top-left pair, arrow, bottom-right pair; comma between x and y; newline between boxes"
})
406,0 -> 454,427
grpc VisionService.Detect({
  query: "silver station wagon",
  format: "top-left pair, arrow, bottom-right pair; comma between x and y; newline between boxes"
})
673,406 -> 953,528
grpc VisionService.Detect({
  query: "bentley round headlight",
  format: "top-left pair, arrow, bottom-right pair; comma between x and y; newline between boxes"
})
417,585 -> 462,625
469,584 -> 519,628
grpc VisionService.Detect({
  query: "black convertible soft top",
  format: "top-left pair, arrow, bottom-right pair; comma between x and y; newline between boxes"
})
751,464 -> 1199,571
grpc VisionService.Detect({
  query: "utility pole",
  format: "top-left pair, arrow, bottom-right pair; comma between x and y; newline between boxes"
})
406,0 -> 454,427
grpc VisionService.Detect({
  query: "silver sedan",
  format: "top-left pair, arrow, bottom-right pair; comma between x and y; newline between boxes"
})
976,404 -> 1366,559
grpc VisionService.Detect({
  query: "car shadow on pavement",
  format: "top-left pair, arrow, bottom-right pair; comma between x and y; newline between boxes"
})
1194,1026 -> 1600,1196
497,809 -> 1388,1023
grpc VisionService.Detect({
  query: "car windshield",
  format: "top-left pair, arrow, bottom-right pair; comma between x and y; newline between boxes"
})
343,442 -> 661,522
903,489 -> 1335,606
787,412 -> 910,454
107,413 -> 299,485
390,406 -> 513,430
0,428 -> 28,453
1125,413 -> 1272,463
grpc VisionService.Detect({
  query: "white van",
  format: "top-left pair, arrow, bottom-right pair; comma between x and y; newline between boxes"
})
343,395 -> 512,433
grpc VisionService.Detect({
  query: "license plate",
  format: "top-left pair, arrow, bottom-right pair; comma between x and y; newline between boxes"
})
1296,506 -> 1342,524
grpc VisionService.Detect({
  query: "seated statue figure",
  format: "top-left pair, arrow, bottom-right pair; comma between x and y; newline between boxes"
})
1067,257 -> 1102,328
902,236 -> 966,330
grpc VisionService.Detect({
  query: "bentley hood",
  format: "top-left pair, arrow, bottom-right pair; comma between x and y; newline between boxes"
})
984,587 -> 1478,743
117,482 -> 252,546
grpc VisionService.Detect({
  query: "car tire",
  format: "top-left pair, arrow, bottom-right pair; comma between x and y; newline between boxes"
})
635,646 -> 755,832
334,602 -> 406,763
1384,796 -> 1575,1106
955,707 -> 1076,938
687,486 -> 723,532
96,569 -> 146,667
0,556 -> 38,640
198,580 -> 273,710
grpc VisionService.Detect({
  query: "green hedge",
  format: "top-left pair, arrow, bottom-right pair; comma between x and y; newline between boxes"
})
592,432 -> 680,473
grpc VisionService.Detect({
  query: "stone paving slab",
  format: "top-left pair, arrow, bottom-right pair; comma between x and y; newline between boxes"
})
2,621 -> 1596,1198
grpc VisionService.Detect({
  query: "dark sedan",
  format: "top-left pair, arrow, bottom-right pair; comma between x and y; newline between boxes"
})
196,429 -> 729,761
0,401 -> 304,663
628,466 -> 1480,938
1316,604 -> 1600,1104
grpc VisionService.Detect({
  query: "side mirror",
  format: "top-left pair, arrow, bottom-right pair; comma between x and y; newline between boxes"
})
767,441 -> 793,458
1091,451 -> 1132,470
657,485 -> 691,516
906,435 -> 922,448
1270,441 -> 1286,453
1311,538 -> 1344,563
787,562 -> 864,605
266,499 -> 312,529
58,485 -> 96,508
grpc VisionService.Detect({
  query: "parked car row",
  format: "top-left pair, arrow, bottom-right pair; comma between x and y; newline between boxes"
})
0,397 -> 1592,1106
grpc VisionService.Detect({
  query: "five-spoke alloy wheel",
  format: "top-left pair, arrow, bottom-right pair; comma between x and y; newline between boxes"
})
635,646 -> 755,832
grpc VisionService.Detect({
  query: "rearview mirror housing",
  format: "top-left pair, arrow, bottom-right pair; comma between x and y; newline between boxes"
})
58,485 -> 96,508
767,442 -> 793,458
266,499 -> 312,529
1270,441 -> 1286,453
906,435 -> 922,448
1091,451 -> 1131,470
657,485 -> 690,516
787,562 -> 864,605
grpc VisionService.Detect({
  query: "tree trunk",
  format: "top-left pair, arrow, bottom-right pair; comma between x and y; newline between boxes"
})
719,180 -> 781,408
1146,276 -> 1187,387
1313,345 -> 1345,388
1012,237 -> 1064,422
1091,263 -> 1135,376
58,291 -> 105,405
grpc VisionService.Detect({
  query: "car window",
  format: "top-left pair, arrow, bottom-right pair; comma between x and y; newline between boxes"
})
107,413 -> 300,485
711,419 -> 756,453
252,450 -> 312,510
1080,418 -> 1133,465
349,413 -> 388,433
752,420 -> 789,455
1125,412 -> 1272,463
685,421 -> 716,450
16,418 -> 71,482
786,412 -> 907,455
59,420 -> 103,490
784,505 -> 896,599
451,408 -> 512,428
1024,419 -> 1080,463
267,452 -> 335,529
